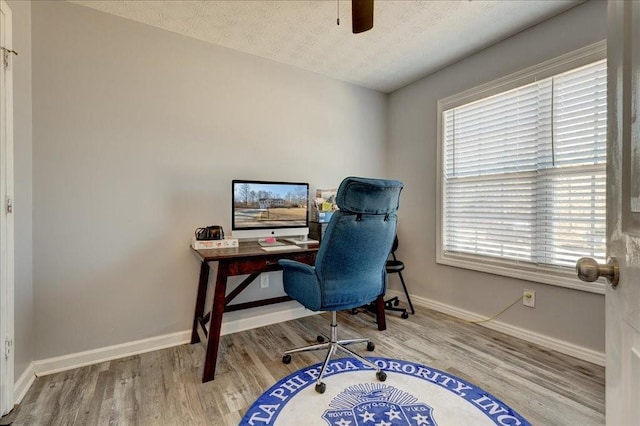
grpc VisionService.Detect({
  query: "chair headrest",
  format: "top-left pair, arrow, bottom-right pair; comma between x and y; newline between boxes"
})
336,176 -> 403,215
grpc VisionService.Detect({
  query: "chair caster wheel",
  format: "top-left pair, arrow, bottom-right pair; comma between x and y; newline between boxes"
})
282,354 -> 292,364
401,311 -> 409,319
367,341 -> 375,351
376,371 -> 387,382
317,336 -> 326,343
351,308 -> 358,315
315,382 -> 326,394
394,299 -> 400,306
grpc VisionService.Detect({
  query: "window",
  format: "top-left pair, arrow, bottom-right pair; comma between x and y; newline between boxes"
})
437,42 -> 607,292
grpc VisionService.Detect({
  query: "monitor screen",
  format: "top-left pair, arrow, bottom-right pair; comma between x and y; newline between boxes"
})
231,180 -> 309,239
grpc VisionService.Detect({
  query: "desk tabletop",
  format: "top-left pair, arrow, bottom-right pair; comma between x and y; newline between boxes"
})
192,240 -> 319,262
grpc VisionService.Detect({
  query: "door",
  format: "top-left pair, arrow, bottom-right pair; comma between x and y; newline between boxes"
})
577,2 -> 640,424
606,1 -> 640,423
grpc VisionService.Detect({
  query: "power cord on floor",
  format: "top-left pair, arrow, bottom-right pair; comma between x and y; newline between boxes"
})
468,294 -> 524,324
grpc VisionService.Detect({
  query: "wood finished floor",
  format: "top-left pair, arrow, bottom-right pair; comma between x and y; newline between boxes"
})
12,306 -> 605,425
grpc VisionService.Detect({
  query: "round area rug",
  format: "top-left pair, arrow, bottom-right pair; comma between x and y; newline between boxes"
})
240,357 -> 531,426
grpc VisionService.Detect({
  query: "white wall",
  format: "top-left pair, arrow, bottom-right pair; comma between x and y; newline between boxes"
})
8,0 -> 34,384
31,1 -> 387,360
388,0 -> 607,353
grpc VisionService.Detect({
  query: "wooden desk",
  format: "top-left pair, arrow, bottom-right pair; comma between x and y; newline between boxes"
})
190,241 -> 387,383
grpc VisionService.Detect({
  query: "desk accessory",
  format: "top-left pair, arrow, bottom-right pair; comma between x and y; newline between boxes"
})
258,237 -> 284,247
195,225 -> 224,240
191,236 -> 238,250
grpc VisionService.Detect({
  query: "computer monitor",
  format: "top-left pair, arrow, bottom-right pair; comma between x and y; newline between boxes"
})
231,180 -> 310,240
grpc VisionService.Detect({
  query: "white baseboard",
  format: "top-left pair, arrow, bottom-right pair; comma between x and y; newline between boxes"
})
385,289 -> 606,366
33,302 -> 318,377
13,362 -> 35,404
220,300 -> 318,335
34,330 -> 192,377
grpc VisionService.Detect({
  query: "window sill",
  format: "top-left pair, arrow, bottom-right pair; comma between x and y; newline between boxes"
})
436,252 -> 605,294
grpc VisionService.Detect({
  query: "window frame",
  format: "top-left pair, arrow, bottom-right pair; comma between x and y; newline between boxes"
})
436,41 -> 607,294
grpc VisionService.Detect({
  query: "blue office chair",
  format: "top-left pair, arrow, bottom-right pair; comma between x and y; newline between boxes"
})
279,176 -> 403,393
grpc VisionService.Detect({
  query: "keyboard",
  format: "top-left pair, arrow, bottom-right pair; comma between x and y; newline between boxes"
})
260,245 -> 303,252
282,238 -> 320,245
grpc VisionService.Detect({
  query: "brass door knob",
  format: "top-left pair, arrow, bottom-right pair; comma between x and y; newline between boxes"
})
576,257 -> 619,287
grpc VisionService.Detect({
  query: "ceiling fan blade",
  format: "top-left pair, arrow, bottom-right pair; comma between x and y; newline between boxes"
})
352,0 -> 374,34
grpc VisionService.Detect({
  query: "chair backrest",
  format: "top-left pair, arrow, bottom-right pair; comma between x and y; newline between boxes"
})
314,177 -> 403,309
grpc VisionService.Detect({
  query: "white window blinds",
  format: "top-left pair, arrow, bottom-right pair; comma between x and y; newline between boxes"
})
442,59 -> 607,270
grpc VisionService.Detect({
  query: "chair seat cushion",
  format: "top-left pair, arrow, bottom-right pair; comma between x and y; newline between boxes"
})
321,278 -> 382,311
386,260 -> 404,273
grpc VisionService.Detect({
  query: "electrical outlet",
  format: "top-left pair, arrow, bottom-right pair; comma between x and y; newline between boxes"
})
260,274 -> 269,289
523,289 -> 536,308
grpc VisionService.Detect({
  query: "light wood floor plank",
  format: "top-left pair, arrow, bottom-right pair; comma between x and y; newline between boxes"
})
11,306 -> 604,425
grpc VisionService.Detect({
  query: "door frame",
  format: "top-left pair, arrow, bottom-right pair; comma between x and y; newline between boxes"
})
0,0 -> 15,416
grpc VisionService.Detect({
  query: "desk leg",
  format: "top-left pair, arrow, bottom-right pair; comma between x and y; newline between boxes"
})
202,261 -> 229,383
375,295 -> 386,331
191,261 -> 210,344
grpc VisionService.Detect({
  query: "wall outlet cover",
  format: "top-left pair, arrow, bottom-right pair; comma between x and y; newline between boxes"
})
523,289 -> 536,308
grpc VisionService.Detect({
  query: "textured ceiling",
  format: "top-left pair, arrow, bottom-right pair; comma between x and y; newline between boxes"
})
70,0 -> 581,93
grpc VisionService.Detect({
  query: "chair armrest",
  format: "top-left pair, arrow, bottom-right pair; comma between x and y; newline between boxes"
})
279,259 -> 316,275
278,259 -> 322,311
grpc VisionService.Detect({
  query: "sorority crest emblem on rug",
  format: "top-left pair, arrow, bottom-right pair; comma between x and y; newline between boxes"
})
321,383 -> 437,426
240,357 -> 531,426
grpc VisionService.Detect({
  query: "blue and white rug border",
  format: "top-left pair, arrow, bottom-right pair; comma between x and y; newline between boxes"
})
241,356 -> 530,425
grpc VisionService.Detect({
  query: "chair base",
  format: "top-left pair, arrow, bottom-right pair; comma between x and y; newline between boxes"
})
282,311 -> 386,393
352,296 -> 411,319
383,296 -> 410,318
